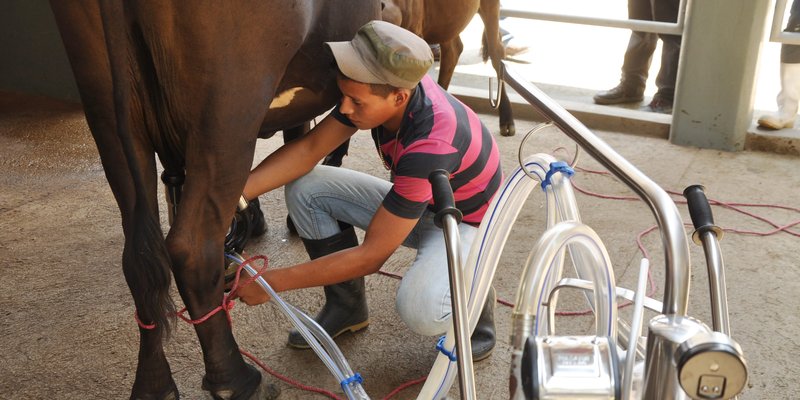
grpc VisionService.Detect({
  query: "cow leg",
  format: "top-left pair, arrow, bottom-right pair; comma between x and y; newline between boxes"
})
323,141 -> 350,168
284,122 -> 348,167
167,192 -> 277,399
92,79 -> 178,400
49,2 -> 180,398
479,0 -> 516,136
436,37 -> 464,89
104,130 -> 179,400
80,93 -> 178,400
282,122 -> 309,143
163,103 -> 279,397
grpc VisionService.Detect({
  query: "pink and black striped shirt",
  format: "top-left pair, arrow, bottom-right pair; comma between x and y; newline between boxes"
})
333,75 -> 503,224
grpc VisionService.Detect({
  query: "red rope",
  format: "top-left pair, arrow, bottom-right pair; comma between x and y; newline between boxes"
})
134,254 -> 270,330
134,254 -> 431,398
129,163 -> 798,398
381,375 -> 428,400
134,311 -> 156,330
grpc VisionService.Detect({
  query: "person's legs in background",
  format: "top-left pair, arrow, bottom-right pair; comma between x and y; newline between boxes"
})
642,0 -> 681,114
499,1 -> 529,59
594,0 -> 657,105
759,0 -> 800,129
500,24 -> 529,58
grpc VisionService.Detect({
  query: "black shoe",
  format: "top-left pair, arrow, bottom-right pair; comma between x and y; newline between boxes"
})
287,226 -> 369,349
593,84 -> 645,105
471,288 -> 497,361
287,277 -> 370,348
641,96 -> 673,114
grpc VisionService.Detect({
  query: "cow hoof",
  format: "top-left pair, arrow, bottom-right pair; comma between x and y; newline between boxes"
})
203,367 -> 280,400
500,123 -> 516,137
131,381 -> 179,400
203,380 -> 279,400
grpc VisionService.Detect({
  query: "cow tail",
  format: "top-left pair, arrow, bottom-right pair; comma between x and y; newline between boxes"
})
481,31 -> 490,63
124,208 -> 177,339
99,2 -> 176,339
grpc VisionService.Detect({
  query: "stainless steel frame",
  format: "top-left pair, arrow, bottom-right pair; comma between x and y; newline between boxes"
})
440,211 -> 478,399
502,62 -> 692,317
770,0 -> 800,45
500,0 -> 686,36
502,63 -> 747,399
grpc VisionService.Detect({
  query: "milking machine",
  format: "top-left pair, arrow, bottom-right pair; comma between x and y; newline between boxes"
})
493,63 -> 748,399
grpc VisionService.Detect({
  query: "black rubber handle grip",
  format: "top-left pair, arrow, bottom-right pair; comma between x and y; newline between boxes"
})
683,184 -> 716,232
428,169 -> 463,228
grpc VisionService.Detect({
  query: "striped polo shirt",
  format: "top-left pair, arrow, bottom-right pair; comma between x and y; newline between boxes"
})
333,75 -> 503,224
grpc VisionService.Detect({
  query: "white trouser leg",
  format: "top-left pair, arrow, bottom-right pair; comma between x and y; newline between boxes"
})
759,63 -> 800,129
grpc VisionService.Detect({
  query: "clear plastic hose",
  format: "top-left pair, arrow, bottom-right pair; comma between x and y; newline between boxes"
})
418,154 -> 568,399
226,253 -> 370,400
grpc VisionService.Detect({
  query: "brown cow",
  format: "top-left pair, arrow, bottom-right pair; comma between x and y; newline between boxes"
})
49,1 -> 380,399
381,0 -> 515,136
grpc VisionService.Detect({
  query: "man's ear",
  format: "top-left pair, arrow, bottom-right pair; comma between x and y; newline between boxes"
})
393,89 -> 410,106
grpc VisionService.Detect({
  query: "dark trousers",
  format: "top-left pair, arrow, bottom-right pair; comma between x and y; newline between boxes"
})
620,0 -> 681,101
782,0 -> 800,63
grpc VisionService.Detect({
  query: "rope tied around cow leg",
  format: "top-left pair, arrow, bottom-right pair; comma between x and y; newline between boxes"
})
134,254 -> 270,329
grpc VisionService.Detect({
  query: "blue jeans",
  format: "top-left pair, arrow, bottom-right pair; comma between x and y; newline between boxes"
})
284,165 -> 478,336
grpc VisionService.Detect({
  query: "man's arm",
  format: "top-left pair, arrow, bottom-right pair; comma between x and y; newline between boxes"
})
243,114 -> 357,200
236,205 -> 420,305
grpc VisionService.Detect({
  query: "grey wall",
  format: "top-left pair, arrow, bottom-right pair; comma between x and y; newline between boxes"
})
670,0 -> 771,151
0,0 -> 80,101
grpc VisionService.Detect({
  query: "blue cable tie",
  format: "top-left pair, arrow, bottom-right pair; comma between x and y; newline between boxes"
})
340,373 -> 363,390
436,335 -> 457,362
541,161 -> 575,190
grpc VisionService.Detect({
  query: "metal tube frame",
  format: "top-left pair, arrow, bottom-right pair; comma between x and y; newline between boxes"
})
502,63 -> 692,317
697,231 -> 732,335
769,0 -> 800,45
499,0 -> 686,36
440,213 -> 478,399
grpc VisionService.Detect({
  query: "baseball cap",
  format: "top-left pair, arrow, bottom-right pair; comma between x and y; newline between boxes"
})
326,20 -> 433,89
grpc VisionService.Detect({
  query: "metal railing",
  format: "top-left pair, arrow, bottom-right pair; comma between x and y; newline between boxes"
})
770,0 -> 800,45
500,0 -> 686,36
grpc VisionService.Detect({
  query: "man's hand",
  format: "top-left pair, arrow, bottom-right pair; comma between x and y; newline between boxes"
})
233,271 -> 272,305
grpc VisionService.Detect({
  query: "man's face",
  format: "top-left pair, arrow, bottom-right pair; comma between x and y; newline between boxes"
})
336,76 -> 400,130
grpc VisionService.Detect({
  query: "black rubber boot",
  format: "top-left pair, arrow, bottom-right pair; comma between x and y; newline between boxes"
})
287,225 -> 369,349
471,288 -> 497,362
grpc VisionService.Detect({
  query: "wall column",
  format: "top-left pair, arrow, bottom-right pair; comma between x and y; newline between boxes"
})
670,0 -> 772,150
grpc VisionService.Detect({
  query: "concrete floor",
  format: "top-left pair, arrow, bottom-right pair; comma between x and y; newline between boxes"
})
1,86 -> 798,399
